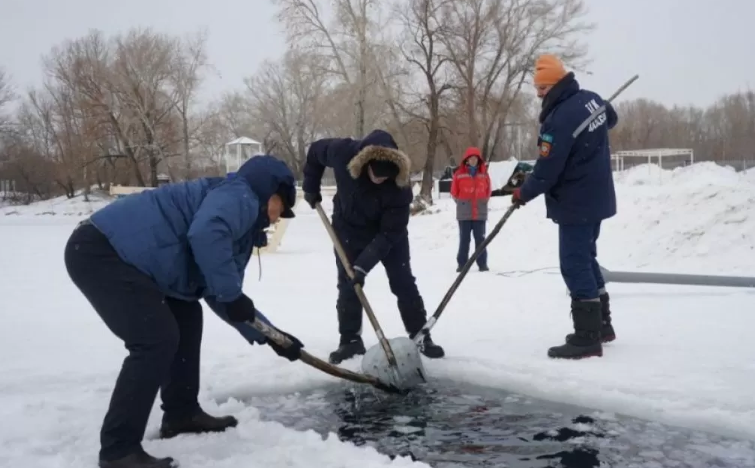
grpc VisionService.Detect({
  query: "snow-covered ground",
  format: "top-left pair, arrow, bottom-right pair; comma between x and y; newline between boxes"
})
1,162 -> 754,467
0,192 -> 111,217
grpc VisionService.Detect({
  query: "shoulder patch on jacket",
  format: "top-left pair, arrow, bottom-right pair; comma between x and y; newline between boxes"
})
541,133 -> 553,143
539,141 -> 552,157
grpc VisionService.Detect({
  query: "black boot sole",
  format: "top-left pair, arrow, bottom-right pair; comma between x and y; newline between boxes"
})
548,349 -> 603,359
159,424 -> 236,439
421,348 -> 445,359
547,344 -> 603,359
159,417 -> 238,439
328,346 -> 366,365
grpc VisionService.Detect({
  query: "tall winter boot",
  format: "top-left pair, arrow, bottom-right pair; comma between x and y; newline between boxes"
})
328,336 -> 366,364
411,332 -> 445,359
159,408 -> 238,439
400,297 -> 445,359
565,292 -> 616,343
598,292 -> 616,342
549,300 -> 603,359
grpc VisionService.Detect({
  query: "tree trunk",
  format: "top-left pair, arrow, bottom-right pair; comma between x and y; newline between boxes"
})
420,99 -> 441,202
355,36 -> 368,138
182,110 -> 191,179
296,126 -> 306,176
149,153 -> 159,187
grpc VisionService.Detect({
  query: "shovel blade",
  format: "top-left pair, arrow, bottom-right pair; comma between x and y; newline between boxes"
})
361,337 -> 426,391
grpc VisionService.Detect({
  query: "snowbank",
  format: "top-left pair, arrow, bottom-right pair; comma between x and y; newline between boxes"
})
487,159 -> 520,189
1,161 -> 754,466
0,192 -> 111,217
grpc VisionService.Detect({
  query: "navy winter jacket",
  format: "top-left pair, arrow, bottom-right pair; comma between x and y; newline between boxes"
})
519,72 -> 618,224
90,155 -> 296,306
302,130 -> 413,274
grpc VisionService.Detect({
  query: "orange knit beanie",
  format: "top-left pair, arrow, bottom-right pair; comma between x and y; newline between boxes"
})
533,54 -> 567,86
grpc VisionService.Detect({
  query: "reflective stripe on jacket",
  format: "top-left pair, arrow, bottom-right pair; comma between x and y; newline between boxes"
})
450,159 -> 492,221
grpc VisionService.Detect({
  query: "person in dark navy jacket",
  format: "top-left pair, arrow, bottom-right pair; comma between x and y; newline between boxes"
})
301,129 -> 445,364
512,55 -> 618,360
64,155 -> 304,468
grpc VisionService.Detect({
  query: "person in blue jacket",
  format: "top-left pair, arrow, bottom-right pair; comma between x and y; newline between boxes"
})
301,129 -> 445,364
64,155 -> 304,468
511,55 -> 618,360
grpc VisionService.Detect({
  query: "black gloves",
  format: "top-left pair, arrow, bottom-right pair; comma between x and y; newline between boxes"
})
225,294 -> 257,323
351,267 -> 366,288
268,329 -> 304,361
304,192 -> 322,209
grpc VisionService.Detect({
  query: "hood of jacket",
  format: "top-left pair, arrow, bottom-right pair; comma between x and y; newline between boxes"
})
459,148 -> 487,174
233,155 -> 297,221
347,129 -> 412,187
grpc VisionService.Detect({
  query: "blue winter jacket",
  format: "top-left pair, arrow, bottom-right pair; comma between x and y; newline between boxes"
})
90,155 -> 297,343
519,72 -> 618,225
302,130 -> 413,274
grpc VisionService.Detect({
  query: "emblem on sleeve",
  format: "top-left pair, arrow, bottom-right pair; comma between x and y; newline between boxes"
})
540,141 -> 551,157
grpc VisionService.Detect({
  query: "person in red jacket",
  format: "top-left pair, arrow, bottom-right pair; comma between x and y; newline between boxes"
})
450,147 -> 492,272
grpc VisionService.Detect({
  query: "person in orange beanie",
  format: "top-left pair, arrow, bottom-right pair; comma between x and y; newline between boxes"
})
511,54 -> 619,360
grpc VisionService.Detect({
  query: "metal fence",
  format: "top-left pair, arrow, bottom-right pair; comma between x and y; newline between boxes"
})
613,158 -> 755,172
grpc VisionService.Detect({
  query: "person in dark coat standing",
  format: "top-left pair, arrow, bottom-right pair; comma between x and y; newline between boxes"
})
301,129 -> 445,364
451,146 -> 492,272
64,155 -> 305,468
511,54 -> 618,360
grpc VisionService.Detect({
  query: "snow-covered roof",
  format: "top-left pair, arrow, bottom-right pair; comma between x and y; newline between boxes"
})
226,137 -> 262,146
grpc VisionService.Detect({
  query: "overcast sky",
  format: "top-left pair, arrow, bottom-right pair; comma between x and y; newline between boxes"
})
1,0 -> 752,109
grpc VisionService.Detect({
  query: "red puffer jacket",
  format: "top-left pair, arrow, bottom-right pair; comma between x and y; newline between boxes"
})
450,148 -> 492,221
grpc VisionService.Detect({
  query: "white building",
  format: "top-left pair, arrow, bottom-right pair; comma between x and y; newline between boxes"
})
224,137 -> 264,174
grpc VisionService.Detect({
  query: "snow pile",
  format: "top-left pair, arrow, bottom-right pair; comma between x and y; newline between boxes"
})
1,161 -> 754,467
610,162 -> 755,273
487,159 -> 520,189
0,192 -> 112,217
614,161 -> 747,187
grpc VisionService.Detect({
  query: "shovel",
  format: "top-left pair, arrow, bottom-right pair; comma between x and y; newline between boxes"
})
412,203 -> 521,344
314,203 -> 426,391
245,319 -> 404,394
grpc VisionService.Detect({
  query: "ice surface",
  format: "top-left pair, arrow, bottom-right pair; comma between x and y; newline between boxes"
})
1,162 -> 754,467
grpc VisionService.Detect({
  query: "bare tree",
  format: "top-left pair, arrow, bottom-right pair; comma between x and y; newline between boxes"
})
45,30 -> 147,186
245,50 -> 329,174
438,0 -> 592,153
192,107 -> 233,174
110,28 -> 184,186
272,0 -> 388,137
0,67 -> 14,134
608,90 -> 755,170
396,0 -> 454,202
169,30 -> 212,178
215,90 -> 256,138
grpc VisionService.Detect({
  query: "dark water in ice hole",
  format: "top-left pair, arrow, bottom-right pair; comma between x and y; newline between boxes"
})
247,380 -> 755,468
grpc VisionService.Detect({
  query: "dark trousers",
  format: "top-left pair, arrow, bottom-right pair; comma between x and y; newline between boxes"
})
335,234 -> 426,341
457,220 -> 487,268
559,222 -> 606,300
64,222 -> 203,461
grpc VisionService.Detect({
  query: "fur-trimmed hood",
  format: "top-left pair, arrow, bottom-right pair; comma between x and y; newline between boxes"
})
346,130 -> 411,187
